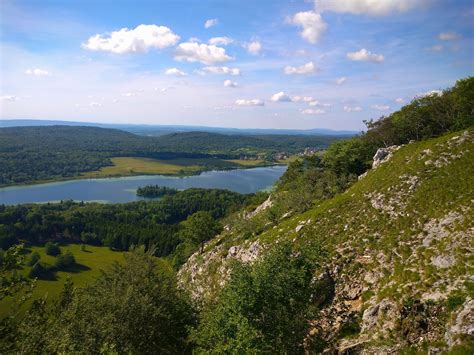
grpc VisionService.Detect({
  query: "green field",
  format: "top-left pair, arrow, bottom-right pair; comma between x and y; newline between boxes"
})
81,156 -> 269,179
0,244 -> 125,318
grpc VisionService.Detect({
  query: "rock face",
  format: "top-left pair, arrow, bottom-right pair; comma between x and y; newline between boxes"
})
244,195 -> 273,219
372,145 -> 401,168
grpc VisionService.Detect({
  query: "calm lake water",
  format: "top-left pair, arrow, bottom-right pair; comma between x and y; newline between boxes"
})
0,166 -> 287,205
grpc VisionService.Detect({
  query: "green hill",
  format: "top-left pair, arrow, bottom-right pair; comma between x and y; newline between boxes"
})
179,128 -> 474,352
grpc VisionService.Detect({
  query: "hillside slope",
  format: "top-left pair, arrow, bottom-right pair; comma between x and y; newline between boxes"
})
179,129 -> 474,352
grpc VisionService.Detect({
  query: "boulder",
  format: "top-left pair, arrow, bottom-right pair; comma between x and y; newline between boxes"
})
372,145 -> 401,169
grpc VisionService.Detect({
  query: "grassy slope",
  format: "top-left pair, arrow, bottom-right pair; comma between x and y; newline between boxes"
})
0,245 -> 125,318
181,129 -> 474,350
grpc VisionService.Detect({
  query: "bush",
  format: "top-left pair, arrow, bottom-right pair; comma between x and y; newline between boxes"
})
26,252 -> 41,266
192,241 -> 327,353
28,262 -> 54,280
45,242 -> 61,256
55,251 -> 76,270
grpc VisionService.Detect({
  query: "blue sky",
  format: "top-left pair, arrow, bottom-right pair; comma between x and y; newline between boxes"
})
0,0 -> 473,130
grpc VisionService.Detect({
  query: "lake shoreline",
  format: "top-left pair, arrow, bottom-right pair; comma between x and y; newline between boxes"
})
0,162 -> 286,189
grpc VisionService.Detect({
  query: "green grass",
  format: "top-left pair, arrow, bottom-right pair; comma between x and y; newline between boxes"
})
0,244 -> 125,318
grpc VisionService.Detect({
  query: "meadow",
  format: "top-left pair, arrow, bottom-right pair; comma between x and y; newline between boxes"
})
0,244 -> 125,318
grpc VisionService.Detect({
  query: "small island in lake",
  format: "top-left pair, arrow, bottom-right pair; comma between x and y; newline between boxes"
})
136,185 -> 179,198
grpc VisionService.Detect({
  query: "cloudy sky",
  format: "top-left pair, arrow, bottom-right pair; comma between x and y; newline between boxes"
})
0,0 -> 473,130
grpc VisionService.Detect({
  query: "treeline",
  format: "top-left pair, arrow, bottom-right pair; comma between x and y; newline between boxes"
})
136,185 -> 179,198
0,127 -> 338,185
0,189 -> 264,262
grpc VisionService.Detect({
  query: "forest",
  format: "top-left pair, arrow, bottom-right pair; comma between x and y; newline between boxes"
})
0,78 -> 473,353
0,127 -> 338,186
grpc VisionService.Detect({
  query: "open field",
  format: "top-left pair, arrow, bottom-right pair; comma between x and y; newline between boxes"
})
223,159 -> 265,166
82,156 -> 270,179
0,244 -> 125,318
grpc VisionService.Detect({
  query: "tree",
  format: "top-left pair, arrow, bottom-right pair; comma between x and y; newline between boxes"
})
181,211 -> 220,253
26,252 -> 40,266
12,247 -> 196,353
54,251 -> 76,270
193,241 -> 328,353
45,242 -> 61,256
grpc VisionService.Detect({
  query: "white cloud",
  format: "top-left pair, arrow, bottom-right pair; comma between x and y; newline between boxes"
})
224,80 -> 238,87
165,68 -> 187,76
301,108 -> 326,115
429,44 -> 443,51
188,37 -> 201,43
25,68 -> 50,76
89,102 -> 102,107
0,95 -> 18,101
292,96 -> 315,102
343,105 -> 362,112
419,90 -> 443,97
372,104 -> 390,111
335,76 -> 347,85
243,41 -> 262,55
121,92 -> 137,97
204,18 -> 218,29
209,37 -> 233,46
347,48 -> 384,63
395,97 -> 405,104
438,31 -> 461,41
309,100 -> 331,107
315,0 -> 428,16
284,61 -> 318,75
289,11 -> 327,44
201,66 -> 241,75
174,42 -> 232,64
82,24 -> 180,54
235,99 -> 264,106
270,92 -> 292,102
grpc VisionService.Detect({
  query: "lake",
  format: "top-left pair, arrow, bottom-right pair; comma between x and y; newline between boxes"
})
0,166 -> 287,205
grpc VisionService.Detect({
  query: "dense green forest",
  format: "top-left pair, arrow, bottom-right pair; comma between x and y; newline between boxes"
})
0,127 -> 338,186
136,185 -> 179,198
0,188 -> 266,263
0,78 -> 473,353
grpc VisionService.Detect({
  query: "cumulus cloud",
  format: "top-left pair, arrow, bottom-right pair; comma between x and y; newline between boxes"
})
224,80 -> 238,87
429,44 -> 443,51
204,19 -> 218,29
0,95 -> 18,101
209,36 -> 233,46
82,24 -> 180,54
235,99 -> 264,106
343,105 -> 363,112
25,68 -> 50,76
315,0 -> 428,16
121,92 -> 138,97
438,31 -> 461,41
89,102 -> 102,107
292,96 -> 315,102
270,92 -> 292,102
174,42 -> 232,64
284,61 -> 318,75
200,66 -> 241,75
335,76 -> 347,85
301,108 -> 326,115
372,104 -> 390,111
419,90 -> 443,97
165,68 -> 187,76
289,11 -> 327,44
395,97 -> 405,104
243,41 -> 262,55
347,48 -> 384,62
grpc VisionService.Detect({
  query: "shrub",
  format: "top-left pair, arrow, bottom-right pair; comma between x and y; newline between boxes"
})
55,251 -> 76,270
45,242 -> 61,256
26,252 -> 41,266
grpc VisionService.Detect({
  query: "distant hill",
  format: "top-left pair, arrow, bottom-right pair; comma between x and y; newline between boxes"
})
0,119 -> 357,136
0,125 -> 340,186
